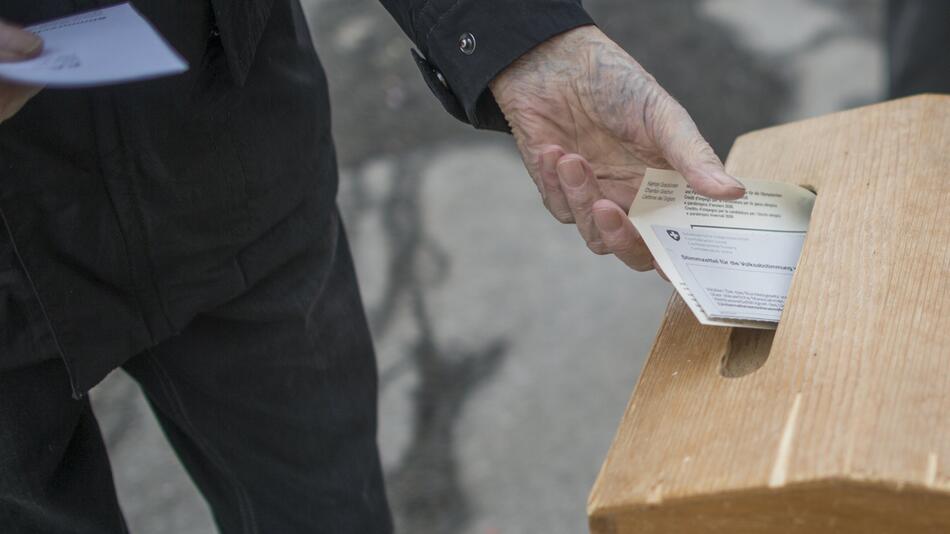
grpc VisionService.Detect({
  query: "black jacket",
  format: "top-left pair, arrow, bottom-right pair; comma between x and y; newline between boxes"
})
0,0 -> 591,397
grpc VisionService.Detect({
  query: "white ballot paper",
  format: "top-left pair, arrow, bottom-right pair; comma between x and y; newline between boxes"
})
0,4 -> 187,88
629,169 -> 816,329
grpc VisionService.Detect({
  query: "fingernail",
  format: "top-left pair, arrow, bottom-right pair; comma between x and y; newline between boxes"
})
557,158 -> 586,188
593,207 -> 623,232
713,171 -> 746,192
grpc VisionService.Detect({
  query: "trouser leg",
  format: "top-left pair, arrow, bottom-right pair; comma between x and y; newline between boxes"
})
887,0 -> 950,98
122,216 -> 392,534
0,359 -> 128,534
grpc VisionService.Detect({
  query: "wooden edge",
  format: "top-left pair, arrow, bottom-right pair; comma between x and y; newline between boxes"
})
588,478 -> 950,534
731,93 -> 950,149
586,292 -> 686,514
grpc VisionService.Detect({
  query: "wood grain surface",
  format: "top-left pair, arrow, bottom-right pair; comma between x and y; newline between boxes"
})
588,95 -> 950,533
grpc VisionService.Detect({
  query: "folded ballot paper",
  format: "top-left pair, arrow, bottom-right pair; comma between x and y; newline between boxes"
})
629,169 -> 816,329
0,3 -> 186,88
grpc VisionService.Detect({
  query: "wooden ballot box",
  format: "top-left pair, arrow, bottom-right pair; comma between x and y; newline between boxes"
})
588,95 -> 950,534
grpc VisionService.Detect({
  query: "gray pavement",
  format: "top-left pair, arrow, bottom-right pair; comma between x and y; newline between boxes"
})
89,1 -> 884,532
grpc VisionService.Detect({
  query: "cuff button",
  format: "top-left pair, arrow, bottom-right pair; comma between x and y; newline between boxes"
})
458,32 -> 476,55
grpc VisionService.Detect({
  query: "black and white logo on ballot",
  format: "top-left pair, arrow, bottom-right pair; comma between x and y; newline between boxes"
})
666,229 -> 681,241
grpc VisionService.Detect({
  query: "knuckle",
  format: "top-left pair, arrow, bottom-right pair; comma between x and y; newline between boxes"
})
631,261 -> 654,272
542,169 -> 562,189
587,241 -> 609,255
611,235 -> 642,255
615,245 -> 653,270
682,140 -> 720,169
554,211 -> 574,224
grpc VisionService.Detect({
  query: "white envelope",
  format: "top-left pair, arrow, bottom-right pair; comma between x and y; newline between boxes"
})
0,3 -> 187,88
629,169 -> 816,329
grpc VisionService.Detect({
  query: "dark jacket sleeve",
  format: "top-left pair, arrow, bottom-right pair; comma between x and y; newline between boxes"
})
379,0 -> 594,132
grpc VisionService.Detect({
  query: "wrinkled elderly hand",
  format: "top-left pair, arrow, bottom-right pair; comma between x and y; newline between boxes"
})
490,25 -> 745,274
0,19 -> 43,123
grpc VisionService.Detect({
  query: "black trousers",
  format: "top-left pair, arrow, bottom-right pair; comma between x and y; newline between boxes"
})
0,0 -> 393,531
0,212 -> 392,533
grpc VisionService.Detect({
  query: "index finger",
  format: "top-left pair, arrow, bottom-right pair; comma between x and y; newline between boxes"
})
649,90 -> 746,201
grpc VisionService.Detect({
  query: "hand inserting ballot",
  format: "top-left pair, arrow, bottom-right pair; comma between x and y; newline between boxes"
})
491,25 -> 746,274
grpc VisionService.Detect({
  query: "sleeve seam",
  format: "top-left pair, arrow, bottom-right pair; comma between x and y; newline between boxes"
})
411,0 -> 431,44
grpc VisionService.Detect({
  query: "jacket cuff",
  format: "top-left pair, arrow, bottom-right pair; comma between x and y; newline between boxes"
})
412,0 -> 594,132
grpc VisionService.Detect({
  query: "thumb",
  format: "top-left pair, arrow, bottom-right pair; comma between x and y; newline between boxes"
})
651,92 -> 745,200
0,19 -> 43,62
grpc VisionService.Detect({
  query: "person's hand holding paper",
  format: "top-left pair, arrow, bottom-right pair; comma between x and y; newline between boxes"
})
0,18 -> 43,123
489,26 -> 747,274
0,4 -> 187,125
